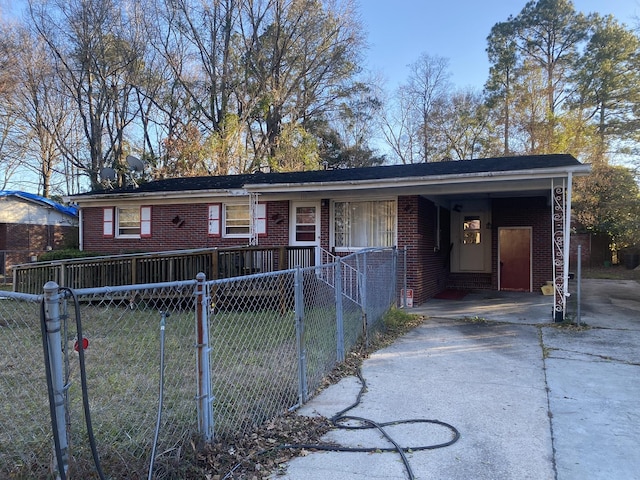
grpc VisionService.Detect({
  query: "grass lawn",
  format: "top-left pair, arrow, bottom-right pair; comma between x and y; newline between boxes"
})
581,264 -> 640,281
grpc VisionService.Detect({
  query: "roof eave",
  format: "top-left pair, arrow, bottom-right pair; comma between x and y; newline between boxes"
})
65,188 -> 249,206
66,164 -> 591,204
246,165 -> 592,193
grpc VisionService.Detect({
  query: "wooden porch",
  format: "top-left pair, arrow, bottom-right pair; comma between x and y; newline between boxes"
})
12,246 -> 316,294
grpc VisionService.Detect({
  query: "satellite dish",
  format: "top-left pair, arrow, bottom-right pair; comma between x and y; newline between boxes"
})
126,155 -> 145,173
100,167 -> 117,181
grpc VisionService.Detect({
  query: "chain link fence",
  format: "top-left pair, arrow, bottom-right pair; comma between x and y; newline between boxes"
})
0,292 -> 51,477
0,247 -> 401,478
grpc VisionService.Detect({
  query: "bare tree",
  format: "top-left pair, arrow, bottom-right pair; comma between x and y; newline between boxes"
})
404,53 -> 451,162
433,88 -> 501,160
29,0 -> 146,189
0,23 -> 25,189
381,86 -> 423,164
241,0 -> 363,171
5,25 -> 74,197
382,53 -> 451,163
148,0 -> 245,175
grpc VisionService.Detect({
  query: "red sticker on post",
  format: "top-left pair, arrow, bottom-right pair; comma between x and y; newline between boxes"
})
74,338 -> 89,352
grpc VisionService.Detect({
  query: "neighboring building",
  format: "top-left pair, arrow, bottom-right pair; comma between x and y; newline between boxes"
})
67,154 -> 590,319
0,191 -> 79,275
570,231 -> 612,269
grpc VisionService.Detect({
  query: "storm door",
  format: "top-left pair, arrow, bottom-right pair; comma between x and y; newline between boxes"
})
290,202 -> 320,266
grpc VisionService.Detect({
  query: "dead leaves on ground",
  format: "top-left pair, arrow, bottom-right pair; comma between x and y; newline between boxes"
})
197,413 -> 332,479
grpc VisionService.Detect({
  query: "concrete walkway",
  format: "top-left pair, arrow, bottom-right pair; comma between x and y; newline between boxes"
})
273,279 -> 640,480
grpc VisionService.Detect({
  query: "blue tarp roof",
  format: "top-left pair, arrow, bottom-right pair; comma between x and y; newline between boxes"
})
0,190 -> 78,217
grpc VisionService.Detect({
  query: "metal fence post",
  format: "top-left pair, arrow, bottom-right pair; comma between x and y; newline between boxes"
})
402,247 -> 408,308
294,267 -> 308,405
335,260 -> 345,363
195,273 -> 214,442
43,281 -> 69,479
359,253 -> 368,344
577,245 -> 582,326
390,247 -> 397,308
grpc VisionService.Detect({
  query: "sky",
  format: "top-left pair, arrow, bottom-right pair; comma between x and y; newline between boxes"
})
360,0 -> 640,92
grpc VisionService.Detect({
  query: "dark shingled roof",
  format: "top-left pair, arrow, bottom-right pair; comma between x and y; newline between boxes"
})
83,154 -> 582,196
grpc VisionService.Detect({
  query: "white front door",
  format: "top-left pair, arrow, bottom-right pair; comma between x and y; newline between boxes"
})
450,200 -> 492,273
290,202 -> 321,266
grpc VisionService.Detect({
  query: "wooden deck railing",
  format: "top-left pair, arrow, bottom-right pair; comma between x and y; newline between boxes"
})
12,246 -> 316,294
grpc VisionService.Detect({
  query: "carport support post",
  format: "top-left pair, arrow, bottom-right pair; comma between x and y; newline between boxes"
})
562,172 -> 573,321
195,273 -> 214,442
552,174 -> 573,323
43,281 -> 69,479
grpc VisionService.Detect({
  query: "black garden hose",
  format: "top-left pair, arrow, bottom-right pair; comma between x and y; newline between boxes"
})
45,289 -> 173,480
62,287 -> 107,480
224,368 -> 460,480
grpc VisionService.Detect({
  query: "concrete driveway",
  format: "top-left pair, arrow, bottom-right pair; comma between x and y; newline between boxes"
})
273,279 -> 640,480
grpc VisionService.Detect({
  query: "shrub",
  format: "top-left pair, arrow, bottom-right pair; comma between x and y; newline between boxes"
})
382,307 -> 421,332
37,249 -> 104,262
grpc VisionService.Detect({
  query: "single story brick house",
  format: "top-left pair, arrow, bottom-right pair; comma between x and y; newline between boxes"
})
0,191 -> 79,275
67,154 -> 590,320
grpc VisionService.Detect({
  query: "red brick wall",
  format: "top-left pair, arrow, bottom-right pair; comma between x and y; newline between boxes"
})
2,223 -> 77,251
82,195 -> 554,303
397,196 -> 450,304
82,201 -> 291,254
1,223 -> 78,273
320,201 -> 330,251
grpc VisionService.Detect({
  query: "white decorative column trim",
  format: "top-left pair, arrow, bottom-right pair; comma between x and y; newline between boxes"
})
551,175 -> 572,322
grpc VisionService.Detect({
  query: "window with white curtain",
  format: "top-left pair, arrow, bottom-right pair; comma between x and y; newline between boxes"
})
115,206 -> 152,238
225,204 -> 251,236
117,207 -> 140,237
333,199 -> 396,249
208,203 -> 267,237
